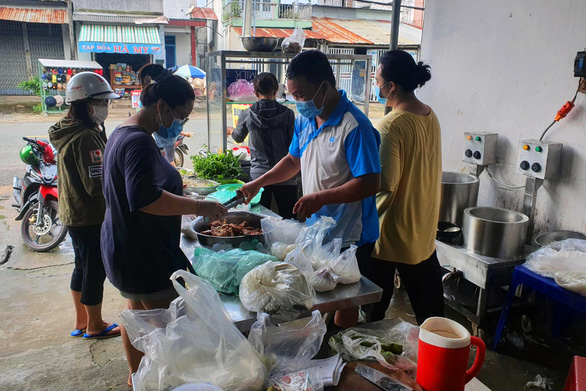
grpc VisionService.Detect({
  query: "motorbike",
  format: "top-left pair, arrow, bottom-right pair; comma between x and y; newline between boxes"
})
159,134 -> 189,167
12,137 -> 68,252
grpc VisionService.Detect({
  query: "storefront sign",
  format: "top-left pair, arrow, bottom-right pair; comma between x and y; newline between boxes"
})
78,42 -> 162,55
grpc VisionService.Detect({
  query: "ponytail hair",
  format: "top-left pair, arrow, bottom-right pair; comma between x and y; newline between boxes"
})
138,64 -> 195,108
379,50 -> 431,92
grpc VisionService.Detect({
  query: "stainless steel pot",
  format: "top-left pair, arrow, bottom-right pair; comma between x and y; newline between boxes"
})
241,36 -> 278,52
534,230 -> 586,247
462,206 -> 529,259
191,211 -> 266,247
439,172 -> 480,227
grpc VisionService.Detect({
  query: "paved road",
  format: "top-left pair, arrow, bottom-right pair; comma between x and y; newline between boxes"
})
0,118 -> 209,186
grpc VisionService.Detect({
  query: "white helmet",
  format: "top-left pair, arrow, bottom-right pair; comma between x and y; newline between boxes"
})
65,72 -> 119,103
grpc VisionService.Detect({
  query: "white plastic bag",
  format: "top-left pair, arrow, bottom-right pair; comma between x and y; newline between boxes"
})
524,239 -> 586,296
262,217 -> 305,261
282,27 -> 306,53
248,310 -> 327,372
329,245 -> 361,284
240,262 -> 316,314
121,270 -> 267,391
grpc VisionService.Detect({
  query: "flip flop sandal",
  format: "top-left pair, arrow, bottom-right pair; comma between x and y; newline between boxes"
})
83,323 -> 120,340
70,328 -> 86,337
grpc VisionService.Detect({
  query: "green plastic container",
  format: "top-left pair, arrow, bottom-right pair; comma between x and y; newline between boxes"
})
209,184 -> 264,205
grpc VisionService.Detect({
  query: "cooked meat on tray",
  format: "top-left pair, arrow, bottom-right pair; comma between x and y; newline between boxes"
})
202,220 -> 263,237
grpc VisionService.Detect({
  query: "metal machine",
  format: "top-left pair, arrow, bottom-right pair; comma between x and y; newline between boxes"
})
437,133 -> 563,336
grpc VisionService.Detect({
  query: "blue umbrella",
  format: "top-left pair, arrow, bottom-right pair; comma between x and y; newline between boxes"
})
174,65 -> 206,79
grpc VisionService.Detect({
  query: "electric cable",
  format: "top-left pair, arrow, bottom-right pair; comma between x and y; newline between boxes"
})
539,81 -> 581,140
486,166 -> 525,190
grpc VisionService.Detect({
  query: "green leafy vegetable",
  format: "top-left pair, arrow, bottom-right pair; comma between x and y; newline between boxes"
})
190,150 -> 242,180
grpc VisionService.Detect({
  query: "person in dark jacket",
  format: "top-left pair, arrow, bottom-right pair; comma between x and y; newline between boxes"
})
48,72 -> 121,340
229,72 -> 298,218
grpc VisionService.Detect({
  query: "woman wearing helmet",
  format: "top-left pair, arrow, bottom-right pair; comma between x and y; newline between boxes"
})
100,63 -> 226,386
48,72 -> 121,340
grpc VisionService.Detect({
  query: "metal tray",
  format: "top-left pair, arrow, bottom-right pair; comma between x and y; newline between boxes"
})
190,211 -> 267,247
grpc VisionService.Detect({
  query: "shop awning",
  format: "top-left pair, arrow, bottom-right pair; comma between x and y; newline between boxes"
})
78,24 -> 162,55
0,6 -> 68,24
187,7 -> 218,21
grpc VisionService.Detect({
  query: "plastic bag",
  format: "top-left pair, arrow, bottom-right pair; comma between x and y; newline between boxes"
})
329,245 -> 361,284
227,79 -> 256,101
248,310 -> 327,372
121,270 -> 267,391
192,247 -> 277,295
328,318 -> 419,374
268,371 -> 323,391
282,27 -> 306,53
262,217 -> 306,261
524,239 -> 586,296
240,262 -> 316,314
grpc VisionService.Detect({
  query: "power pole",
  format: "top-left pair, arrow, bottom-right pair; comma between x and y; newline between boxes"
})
385,0 -> 401,114
67,0 -> 77,60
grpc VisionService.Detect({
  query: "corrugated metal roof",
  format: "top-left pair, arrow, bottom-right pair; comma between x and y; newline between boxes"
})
73,13 -> 162,24
312,19 -> 372,45
188,7 -> 218,21
79,24 -> 161,44
0,6 -> 68,24
312,18 -> 422,46
233,26 -> 326,40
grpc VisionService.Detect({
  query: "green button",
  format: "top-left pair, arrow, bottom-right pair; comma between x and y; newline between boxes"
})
535,146 -> 543,152
475,136 -> 481,141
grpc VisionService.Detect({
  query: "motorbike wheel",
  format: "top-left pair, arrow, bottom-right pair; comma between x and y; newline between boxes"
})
174,147 -> 184,167
21,200 -> 68,252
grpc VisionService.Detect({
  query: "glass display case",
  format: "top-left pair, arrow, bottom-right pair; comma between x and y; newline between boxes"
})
205,51 -> 372,153
38,59 -> 103,115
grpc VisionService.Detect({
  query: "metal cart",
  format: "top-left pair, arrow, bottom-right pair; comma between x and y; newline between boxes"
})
204,50 -> 373,153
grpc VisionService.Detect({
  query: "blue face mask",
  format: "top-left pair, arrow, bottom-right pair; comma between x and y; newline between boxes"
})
157,105 -> 187,140
375,83 -> 390,106
295,81 -> 327,119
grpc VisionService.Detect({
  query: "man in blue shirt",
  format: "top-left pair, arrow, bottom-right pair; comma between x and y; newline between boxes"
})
241,50 -> 381,326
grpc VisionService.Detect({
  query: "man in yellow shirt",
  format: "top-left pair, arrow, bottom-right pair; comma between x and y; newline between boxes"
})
362,50 -> 444,324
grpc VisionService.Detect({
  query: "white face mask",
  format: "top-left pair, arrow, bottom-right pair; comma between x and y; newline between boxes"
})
90,105 -> 108,124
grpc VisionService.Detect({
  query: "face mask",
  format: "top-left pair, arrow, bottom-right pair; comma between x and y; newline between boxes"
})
157,105 -> 185,140
90,105 -> 108,124
295,81 -> 328,119
375,83 -> 391,106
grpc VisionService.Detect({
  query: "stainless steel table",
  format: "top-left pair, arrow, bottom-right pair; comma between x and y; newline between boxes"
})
180,205 -> 383,332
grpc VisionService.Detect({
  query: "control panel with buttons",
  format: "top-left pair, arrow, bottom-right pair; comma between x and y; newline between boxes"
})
516,139 -> 562,180
462,132 -> 498,166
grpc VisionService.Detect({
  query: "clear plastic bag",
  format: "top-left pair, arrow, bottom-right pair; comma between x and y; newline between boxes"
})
524,239 -> 586,296
192,247 -> 277,295
308,267 -> 340,292
262,217 -> 306,261
269,371 -> 323,391
329,245 -> 361,284
239,262 -> 316,314
121,270 -> 267,391
282,27 -> 306,53
328,318 -> 419,375
248,310 -> 327,372
227,79 -> 256,101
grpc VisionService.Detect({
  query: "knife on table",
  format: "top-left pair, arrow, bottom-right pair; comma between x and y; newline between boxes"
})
354,364 -> 414,391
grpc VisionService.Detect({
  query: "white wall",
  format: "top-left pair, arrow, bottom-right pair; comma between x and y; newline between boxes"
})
166,28 -> 193,66
419,0 -> 586,235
